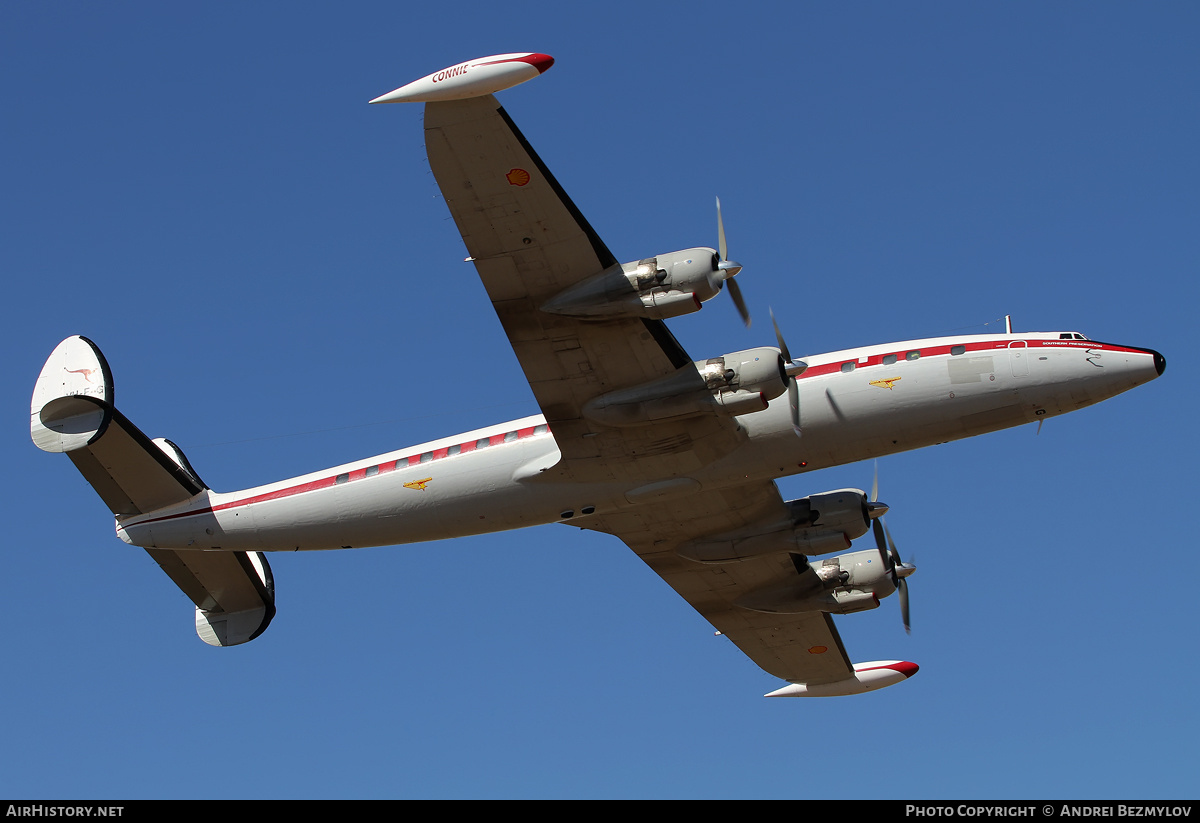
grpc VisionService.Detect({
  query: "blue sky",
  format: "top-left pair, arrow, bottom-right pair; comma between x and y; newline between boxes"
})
3,2 -> 1196,799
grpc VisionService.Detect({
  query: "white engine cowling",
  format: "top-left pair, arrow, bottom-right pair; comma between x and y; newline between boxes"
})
815,549 -> 894,592
582,346 -> 787,427
641,248 -> 723,303
697,347 -> 788,406
539,248 -> 724,321
734,549 -> 895,614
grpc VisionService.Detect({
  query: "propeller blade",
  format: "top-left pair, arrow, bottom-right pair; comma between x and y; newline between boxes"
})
716,197 -> 749,326
882,518 -> 900,586
786,376 -> 800,434
873,519 -> 889,569
898,577 -> 911,634
884,519 -> 900,565
716,196 -> 728,262
868,465 -> 913,633
770,309 -> 792,363
770,309 -> 801,433
727,277 -> 751,327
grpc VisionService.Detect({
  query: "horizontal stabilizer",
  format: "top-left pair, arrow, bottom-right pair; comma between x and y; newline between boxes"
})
34,337 -> 276,646
147,549 -> 276,646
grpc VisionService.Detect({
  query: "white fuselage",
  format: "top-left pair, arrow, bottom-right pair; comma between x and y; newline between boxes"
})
117,331 -> 1163,552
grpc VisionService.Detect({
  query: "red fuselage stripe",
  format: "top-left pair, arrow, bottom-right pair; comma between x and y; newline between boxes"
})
797,338 -> 1152,380
128,426 -> 552,527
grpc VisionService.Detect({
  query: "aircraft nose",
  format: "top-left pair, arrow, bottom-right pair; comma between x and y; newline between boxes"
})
1152,349 -> 1166,376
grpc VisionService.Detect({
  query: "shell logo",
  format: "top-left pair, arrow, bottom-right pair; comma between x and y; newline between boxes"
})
506,168 -> 531,186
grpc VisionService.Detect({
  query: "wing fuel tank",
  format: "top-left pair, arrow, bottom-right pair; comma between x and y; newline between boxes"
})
370,53 -> 554,104
765,660 -> 919,697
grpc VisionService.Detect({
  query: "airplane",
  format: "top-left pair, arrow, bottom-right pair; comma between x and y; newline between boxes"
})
30,53 -> 1165,697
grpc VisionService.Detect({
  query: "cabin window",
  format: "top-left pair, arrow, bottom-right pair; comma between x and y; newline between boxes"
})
419,452 -> 432,463
448,444 -> 461,456
365,465 -> 379,477
883,354 -> 897,365
335,473 -> 349,485
504,431 -> 518,443
951,345 -> 966,356
535,424 -> 549,435
841,362 -> 856,373
476,438 -> 490,449
906,351 -> 920,361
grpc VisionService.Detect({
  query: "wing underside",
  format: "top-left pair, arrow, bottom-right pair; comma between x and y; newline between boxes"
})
585,483 -> 855,685
421,92 -> 905,692
424,96 -> 745,484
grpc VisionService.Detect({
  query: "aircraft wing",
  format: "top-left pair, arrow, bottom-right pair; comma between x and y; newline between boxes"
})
423,95 -> 901,693
584,481 -> 854,685
424,96 -> 745,484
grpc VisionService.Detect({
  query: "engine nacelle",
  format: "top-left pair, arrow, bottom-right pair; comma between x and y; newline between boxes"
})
735,549 -> 894,615
678,488 -> 871,563
644,248 -> 723,301
735,577 -> 882,615
815,549 -> 894,592
539,248 -> 723,321
697,346 -> 788,403
582,346 -> 787,428
784,489 -> 873,551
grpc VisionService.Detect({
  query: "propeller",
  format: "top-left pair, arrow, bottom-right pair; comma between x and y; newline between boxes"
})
869,462 -> 915,634
771,309 -> 806,436
715,197 -> 749,326
883,519 -> 913,635
712,200 -> 805,434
